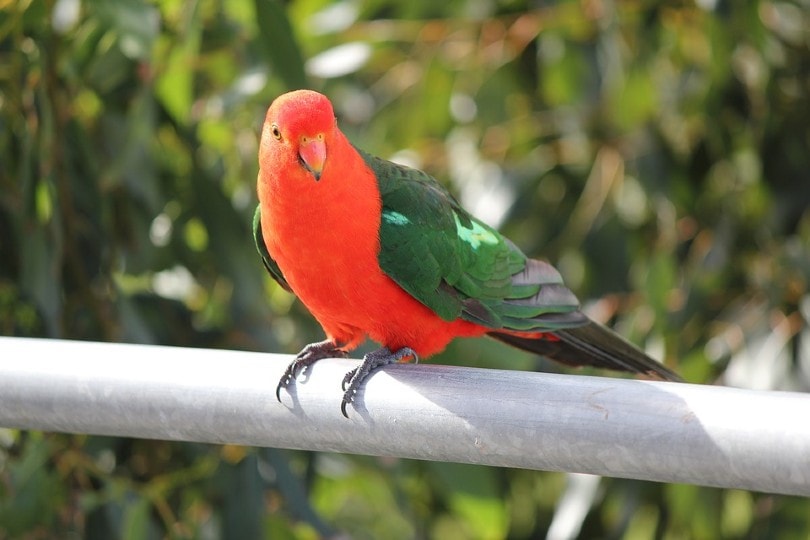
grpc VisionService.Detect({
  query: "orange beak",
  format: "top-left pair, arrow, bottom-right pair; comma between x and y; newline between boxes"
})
298,135 -> 326,181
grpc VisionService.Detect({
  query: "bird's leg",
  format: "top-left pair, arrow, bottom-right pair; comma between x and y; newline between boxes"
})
276,339 -> 348,401
340,346 -> 418,418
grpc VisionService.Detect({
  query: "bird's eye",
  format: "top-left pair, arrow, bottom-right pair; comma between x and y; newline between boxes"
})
271,124 -> 282,140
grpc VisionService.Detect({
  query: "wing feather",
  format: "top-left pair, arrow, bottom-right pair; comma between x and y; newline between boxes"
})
253,205 -> 292,292
359,148 -> 587,332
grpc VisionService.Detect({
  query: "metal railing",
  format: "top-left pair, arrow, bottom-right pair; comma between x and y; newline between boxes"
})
0,337 -> 807,496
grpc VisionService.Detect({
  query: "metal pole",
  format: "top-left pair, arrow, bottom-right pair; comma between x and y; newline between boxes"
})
0,337 -> 807,496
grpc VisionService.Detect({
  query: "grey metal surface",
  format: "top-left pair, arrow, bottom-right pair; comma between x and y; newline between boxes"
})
0,336 -> 808,495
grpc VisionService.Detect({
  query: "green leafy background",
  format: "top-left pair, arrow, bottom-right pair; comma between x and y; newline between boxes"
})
1,0 -> 809,537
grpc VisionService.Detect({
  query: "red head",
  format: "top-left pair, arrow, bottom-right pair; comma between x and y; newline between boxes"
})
259,90 -> 337,182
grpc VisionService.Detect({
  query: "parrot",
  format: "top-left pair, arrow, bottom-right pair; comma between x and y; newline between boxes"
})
254,89 -> 681,417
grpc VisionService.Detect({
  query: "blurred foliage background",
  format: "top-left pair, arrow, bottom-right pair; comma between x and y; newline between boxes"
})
1,0 -> 809,537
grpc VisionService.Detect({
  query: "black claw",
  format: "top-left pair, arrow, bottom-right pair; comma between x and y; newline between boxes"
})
341,367 -> 357,391
339,346 -> 418,418
275,339 -> 347,401
275,379 -> 286,402
275,363 -> 298,402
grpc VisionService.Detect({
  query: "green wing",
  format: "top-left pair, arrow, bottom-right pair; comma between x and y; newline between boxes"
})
253,205 -> 291,292
358,148 -> 587,332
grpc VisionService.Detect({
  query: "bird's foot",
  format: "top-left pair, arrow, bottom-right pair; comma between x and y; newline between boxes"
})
276,339 -> 348,401
340,347 -> 418,418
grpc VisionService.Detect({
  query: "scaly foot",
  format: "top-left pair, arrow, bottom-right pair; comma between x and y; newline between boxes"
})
276,339 -> 347,401
340,347 -> 418,418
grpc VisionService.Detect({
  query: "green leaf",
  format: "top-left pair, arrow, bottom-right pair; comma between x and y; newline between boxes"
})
0,436 -> 64,535
92,0 -> 159,60
20,223 -> 62,336
429,463 -> 507,538
155,32 -> 200,125
122,496 -> 152,540
253,0 -> 308,90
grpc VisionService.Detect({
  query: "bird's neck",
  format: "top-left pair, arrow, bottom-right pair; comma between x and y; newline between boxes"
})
258,131 -> 383,269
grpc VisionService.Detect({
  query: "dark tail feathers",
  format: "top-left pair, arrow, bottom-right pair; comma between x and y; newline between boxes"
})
489,320 -> 682,382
